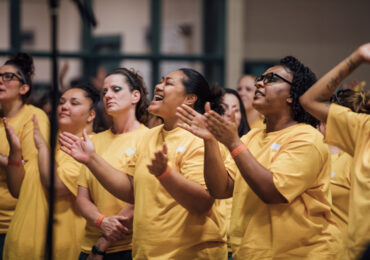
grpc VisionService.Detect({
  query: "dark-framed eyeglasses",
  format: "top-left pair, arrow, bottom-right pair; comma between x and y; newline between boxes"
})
255,72 -> 293,85
0,72 -> 24,83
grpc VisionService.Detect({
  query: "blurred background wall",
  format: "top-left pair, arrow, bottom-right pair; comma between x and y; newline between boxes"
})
0,0 -> 369,98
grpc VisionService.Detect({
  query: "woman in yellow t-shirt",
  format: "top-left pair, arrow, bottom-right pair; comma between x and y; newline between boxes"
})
0,53 -> 50,259
77,68 -> 149,260
178,56 -> 340,259
300,43 -> 370,260
236,75 -> 264,129
316,89 -> 369,243
59,68 -> 228,259
3,83 -> 99,260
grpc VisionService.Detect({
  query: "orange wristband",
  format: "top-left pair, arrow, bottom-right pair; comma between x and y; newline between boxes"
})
231,144 -> 247,158
157,165 -> 171,181
95,215 -> 105,229
8,159 -> 23,167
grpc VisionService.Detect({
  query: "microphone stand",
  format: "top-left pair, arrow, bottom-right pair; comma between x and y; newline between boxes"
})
45,1 -> 59,259
46,0 -> 96,259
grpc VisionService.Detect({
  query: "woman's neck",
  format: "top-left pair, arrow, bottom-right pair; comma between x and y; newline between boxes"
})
0,99 -> 24,118
246,108 -> 262,127
84,123 -> 94,135
163,115 -> 179,131
111,109 -> 141,134
264,114 -> 297,133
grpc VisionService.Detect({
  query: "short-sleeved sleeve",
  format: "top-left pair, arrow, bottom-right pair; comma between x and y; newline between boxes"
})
271,140 -> 326,203
179,140 -> 205,186
219,144 -> 237,180
57,153 -> 83,196
122,146 -> 138,177
326,104 -> 367,156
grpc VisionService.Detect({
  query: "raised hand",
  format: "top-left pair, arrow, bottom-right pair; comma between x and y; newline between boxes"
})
100,215 -> 130,242
59,129 -> 95,164
33,115 -> 48,151
3,118 -> 21,157
147,143 -> 168,177
358,43 -> 370,62
205,109 -> 240,149
91,66 -> 107,91
176,103 -> 214,140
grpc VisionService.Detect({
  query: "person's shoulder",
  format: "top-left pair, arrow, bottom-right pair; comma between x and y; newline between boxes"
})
130,123 -> 150,136
290,124 -> 329,152
91,129 -> 111,141
143,124 -> 164,137
23,104 -> 48,119
330,103 -> 369,122
291,123 -> 323,140
241,127 -> 264,143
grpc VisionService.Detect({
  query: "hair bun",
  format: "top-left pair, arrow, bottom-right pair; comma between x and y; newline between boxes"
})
12,52 -> 35,77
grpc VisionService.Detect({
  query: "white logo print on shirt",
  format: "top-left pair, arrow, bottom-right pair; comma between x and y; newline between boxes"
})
125,148 -> 136,155
270,142 -> 281,151
176,146 -> 186,154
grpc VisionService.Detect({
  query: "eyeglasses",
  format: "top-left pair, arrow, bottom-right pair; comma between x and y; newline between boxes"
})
0,72 -> 24,83
255,72 -> 293,85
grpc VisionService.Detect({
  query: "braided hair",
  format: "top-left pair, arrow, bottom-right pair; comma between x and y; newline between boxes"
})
279,56 -> 319,127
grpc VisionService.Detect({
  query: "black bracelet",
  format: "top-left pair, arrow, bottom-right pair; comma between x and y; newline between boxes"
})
91,245 -> 106,256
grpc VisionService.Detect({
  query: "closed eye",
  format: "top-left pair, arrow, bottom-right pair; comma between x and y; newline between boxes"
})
113,87 -> 122,92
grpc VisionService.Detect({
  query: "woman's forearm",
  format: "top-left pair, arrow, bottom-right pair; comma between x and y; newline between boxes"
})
159,170 -> 215,215
231,146 -> 287,204
203,138 -> 234,199
6,150 -> 24,198
37,146 -> 70,196
300,48 -> 363,122
76,187 -> 102,224
85,152 -> 134,203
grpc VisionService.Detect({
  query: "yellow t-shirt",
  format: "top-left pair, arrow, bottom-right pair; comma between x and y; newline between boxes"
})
0,105 -> 49,233
325,104 -> 370,260
229,124 -> 340,260
124,125 -> 227,260
78,125 -> 148,254
3,144 -> 86,260
330,151 -> 352,240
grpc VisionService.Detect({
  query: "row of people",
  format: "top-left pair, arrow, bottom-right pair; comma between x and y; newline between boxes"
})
0,43 -> 369,260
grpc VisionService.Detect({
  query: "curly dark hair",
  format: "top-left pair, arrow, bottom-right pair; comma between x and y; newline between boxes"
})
178,68 -> 224,115
106,68 -> 150,124
279,56 -> 319,127
4,52 -> 34,103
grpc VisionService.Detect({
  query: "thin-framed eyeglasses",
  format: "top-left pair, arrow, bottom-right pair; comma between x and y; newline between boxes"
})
0,72 -> 24,83
255,72 -> 293,85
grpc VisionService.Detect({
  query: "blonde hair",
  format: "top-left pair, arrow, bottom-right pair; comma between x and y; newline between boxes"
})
333,89 -> 370,114
352,90 -> 370,114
